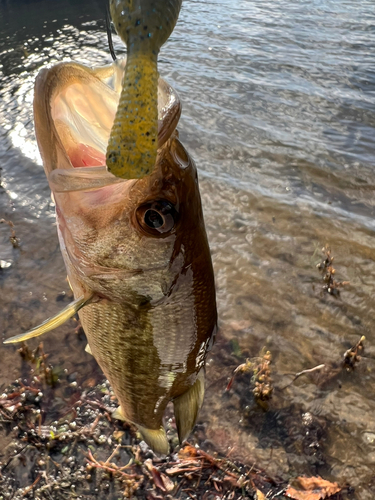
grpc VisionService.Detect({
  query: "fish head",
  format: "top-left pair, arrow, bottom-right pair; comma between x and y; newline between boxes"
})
33,61 -> 210,303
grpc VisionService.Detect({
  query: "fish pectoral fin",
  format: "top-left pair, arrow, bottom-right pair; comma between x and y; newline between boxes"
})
173,369 -> 205,445
137,425 -> 169,456
3,294 -> 92,344
85,343 -> 93,355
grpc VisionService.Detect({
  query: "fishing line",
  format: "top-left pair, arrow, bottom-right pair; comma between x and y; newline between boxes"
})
106,1 -> 117,61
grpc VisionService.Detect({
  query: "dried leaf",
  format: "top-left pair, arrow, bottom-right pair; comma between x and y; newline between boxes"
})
144,459 -> 167,492
286,476 -> 341,500
113,430 -> 124,441
178,444 -> 199,458
151,468 -> 166,492
160,472 -> 175,492
165,462 -> 201,476
256,490 -> 266,500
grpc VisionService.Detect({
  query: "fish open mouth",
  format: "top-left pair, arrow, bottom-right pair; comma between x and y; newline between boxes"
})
33,60 -> 181,192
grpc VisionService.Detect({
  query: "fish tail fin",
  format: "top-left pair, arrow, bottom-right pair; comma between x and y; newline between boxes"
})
173,369 -> 205,445
112,406 -> 169,455
137,425 -> 169,455
3,294 -> 92,344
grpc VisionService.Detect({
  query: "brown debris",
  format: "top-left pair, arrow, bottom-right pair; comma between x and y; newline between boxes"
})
253,350 -> 273,404
282,364 -> 326,389
144,459 -> 174,493
343,335 -> 365,371
0,344 -> 352,499
283,335 -> 367,391
0,343 -> 284,499
316,246 -> 349,296
226,349 -> 273,408
285,475 -> 341,500
0,218 -> 20,248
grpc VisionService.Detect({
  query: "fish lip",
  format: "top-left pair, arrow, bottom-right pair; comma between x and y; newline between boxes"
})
34,60 -> 181,179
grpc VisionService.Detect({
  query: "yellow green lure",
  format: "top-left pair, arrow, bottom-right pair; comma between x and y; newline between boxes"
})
107,0 -> 182,179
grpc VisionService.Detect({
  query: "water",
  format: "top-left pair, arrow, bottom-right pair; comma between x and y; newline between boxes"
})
1,0 -> 375,497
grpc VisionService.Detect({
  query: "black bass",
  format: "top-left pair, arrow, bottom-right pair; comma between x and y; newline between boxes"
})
4,1 -> 217,454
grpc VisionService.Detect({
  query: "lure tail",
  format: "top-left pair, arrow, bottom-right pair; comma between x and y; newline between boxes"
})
106,0 -> 183,180
106,53 -> 159,179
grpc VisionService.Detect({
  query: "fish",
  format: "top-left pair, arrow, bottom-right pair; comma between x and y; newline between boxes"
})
4,2 -> 217,455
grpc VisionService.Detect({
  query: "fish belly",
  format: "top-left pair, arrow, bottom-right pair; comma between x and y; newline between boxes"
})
78,299 -> 199,430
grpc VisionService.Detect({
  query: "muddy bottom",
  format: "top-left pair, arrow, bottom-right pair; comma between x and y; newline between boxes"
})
0,341 -> 360,500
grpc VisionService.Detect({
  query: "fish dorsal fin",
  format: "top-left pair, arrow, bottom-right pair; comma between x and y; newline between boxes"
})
3,294 -> 92,344
112,406 -> 169,455
173,369 -> 205,445
137,425 -> 169,456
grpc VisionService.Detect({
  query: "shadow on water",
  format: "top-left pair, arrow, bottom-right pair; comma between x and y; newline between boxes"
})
1,0 -> 375,498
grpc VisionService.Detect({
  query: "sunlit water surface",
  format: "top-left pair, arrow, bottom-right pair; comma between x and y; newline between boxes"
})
1,0 -> 375,497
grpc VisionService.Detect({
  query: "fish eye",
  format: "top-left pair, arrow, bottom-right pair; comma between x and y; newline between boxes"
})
136,200 -> 177,235
144,209 -> 164,229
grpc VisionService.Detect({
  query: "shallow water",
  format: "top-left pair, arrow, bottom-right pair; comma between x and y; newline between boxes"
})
1,0 -> 375,497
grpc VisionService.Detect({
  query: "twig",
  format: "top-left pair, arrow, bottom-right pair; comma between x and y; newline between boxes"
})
105,444 -> 121,464
293,364 -> 326,382
90,414 -> 101,432
281,364 -> 325,389
86,449 -> 137,479
37,413 -> 42,437
22,474 -> 41,496
1,444 -> 29,472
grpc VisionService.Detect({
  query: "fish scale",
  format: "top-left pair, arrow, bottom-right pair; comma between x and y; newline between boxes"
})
80,262 -> 213,429
82,301 -> 168,430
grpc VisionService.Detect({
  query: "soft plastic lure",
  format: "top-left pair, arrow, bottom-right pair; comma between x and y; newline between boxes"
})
106,0 -> 182,179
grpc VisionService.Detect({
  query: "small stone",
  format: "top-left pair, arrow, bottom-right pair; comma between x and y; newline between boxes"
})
363,432 -> 375,445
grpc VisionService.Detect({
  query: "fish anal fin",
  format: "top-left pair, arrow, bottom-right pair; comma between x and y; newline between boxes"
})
173,369 -> 205,445
3,294 -> 92,344
138,425 -> 169,455
85,343 -> 93,355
